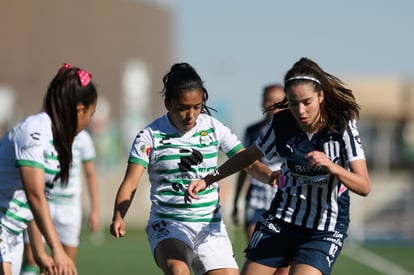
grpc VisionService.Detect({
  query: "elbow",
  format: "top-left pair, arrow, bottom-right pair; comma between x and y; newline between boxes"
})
361,186 -> 371,197
358,189 -> 370,197
357,180 -> 371,197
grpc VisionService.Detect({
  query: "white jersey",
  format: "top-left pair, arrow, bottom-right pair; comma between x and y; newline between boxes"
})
46,130 -> 96,205
0,112 -> 59,235
129,113 -> 243,223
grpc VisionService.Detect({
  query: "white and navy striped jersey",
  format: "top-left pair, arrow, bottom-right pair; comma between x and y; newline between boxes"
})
128,113 -> 243,223
0,112 -> 60,235
46,130 -> 96,205
256,110 -> 366,231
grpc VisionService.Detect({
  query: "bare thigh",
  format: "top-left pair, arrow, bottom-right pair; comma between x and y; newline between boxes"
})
155,238 -> 193,275
289,262 -> 322,275
205,267 -> 239,275
241,259 -> 276,275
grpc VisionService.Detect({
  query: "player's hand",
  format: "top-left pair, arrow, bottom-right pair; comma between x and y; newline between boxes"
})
306,151 -> 334,171
110,218 -> 126,238
184,179 -> 208,203
34,252 -> 55,275
269,170 -> 280,187
51,249 -> 77,275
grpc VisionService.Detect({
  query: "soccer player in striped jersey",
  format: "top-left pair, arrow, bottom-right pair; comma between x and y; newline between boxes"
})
21,129 -> 99,275
186,57 -> 371,275
0,63 -> 97,275
110,63 -> 272,275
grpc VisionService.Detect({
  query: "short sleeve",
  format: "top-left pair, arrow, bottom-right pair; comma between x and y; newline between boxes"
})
128,128 -> 153,168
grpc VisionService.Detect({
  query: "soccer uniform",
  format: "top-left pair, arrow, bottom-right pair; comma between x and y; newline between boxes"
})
22,130 -> 96,248
242,120 -> 282,227
45,130 -> 96,246
247,109 -> 366,275
0,112 -> 59,271
129,113 -> 243,274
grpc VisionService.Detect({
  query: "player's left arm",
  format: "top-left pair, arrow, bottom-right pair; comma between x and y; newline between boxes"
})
83,160 -> 100,233
306,151 -> 371,196
330,159 -> 371,196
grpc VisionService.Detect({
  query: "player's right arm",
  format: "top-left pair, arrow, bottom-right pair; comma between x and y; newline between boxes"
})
110,163 -> 145,238
21,166 -> 77,275
27,220 -> 55,274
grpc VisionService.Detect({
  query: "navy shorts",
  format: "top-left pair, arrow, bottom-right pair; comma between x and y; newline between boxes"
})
245,215 -> 348,275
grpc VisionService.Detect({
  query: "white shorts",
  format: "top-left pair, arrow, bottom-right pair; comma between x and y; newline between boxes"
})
24,203 -> 82,247
146,218 -> 238,275
49,202 -> 82,247
0,227 -> 24,275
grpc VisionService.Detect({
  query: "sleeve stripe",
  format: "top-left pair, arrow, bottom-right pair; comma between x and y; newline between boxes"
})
15,160 -> 44,169
128,157 -> 148,168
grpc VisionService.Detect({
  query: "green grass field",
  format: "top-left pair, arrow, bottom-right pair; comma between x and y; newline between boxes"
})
76,227 -> 414,274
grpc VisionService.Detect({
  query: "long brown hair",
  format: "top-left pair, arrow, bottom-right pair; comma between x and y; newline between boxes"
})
284,57 -> 360,132
43,65 -> 97,184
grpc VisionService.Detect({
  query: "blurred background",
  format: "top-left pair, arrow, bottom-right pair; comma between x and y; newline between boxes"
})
1,0 -> 413,273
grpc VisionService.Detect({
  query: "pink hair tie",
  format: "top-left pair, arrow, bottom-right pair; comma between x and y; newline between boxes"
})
60,62 -> 72,71
59,63 -> 92,86
77,70 -> 92,87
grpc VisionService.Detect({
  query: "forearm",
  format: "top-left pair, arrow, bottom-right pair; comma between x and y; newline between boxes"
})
87,178 -> 99,214
27,221 -> 56,274
27,192 -> 63,253
330,162 -> 371,196
205,145 -> 261,186
112,163 -> 143,220
112,183 -> 137,220
27,221 -> 46,259
85,162 -> 99,213
244,160 -> 273,183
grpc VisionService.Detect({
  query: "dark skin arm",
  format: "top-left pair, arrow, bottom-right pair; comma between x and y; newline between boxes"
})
185,144 -> 278,203
110,163 -> 143,238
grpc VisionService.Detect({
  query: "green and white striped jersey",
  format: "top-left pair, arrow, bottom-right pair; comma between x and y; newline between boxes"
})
0,112 -> 60,235
46,130 -> 96,205
128,113 -> 243,223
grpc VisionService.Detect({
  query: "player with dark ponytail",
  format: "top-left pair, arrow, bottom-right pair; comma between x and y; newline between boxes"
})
0,63 -> 97,275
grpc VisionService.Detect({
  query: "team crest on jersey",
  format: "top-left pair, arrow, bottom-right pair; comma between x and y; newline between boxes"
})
199,131 -> 213,146
140,144 -> 151,156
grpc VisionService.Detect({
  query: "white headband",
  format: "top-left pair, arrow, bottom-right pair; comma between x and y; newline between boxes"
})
285,75 -> 321,86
